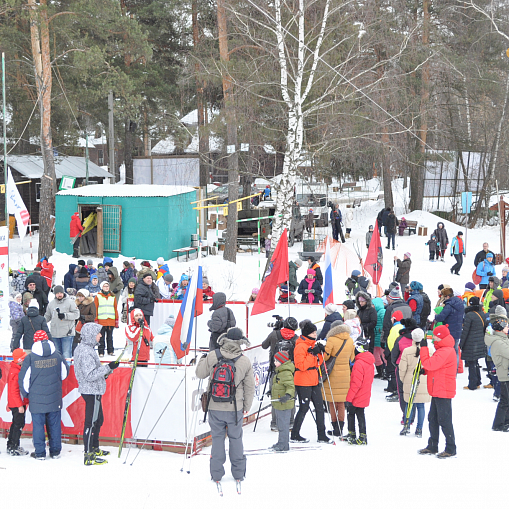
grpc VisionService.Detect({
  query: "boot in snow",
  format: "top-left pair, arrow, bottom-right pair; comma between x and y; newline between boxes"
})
328,421 -> 340,437
356,433 -> 367,445
374,365 -> 384,379
346,432 -> 357,445
84,452 -> 108,466
415,428 -> 422,438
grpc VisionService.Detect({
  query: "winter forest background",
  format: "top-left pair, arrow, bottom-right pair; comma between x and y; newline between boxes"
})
2,0 -> 509,256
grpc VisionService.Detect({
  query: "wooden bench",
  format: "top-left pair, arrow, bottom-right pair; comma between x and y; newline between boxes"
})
399,219 -> 418,235
173,246 -> 198,261
353,198 -> 362,208
217,236 -> 259,254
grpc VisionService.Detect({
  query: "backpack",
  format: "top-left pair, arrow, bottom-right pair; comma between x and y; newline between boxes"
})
274,330 -> 296,361
420,292 -> 432,328
202,349 -> 241,423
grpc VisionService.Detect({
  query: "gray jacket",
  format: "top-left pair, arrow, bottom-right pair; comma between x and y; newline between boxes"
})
485,330 -> 509,382
196,334 -> 255,412
45,294 -> 80,338
74,323 -> 112,395
207,292 -> 236,334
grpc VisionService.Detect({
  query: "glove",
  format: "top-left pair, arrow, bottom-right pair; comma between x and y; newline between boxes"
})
420,337 -> 428,348
278,394 -> 291,404
487,272 -> 494,276
57,312 -> 65,320
309,289 -> 315,294
345,401 -> 353,410
108,361 -> 119,370
308,343 -> 325,355
265,390 -> 271,398
115,319 -> 119,328
79,315 -> 86,323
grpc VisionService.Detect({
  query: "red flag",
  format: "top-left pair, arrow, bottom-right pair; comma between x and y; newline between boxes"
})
364,220 -> 383,284
251,229 -> 289,316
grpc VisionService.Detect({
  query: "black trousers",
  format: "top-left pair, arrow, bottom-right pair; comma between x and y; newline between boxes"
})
7,406 -> 26,450
451,254 -> 463,274
493,381 -> 509,429
82,394 -> 104,453
347,405 -> 366,435
99,326 -> 114,355
385,345 -> 397,393
292,385 -> 326,438
427,397 -> 456,454
73,237 -> 80,258
465,360 -> 481,390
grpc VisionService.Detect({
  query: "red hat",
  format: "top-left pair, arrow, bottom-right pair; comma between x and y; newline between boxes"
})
12,348 -> 27,364
34,330 -> 48,343
274,351 -> 290,364
433,325 -> 450,340
392,310 -> 403,321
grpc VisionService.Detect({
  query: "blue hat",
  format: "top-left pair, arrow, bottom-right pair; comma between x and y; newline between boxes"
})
352,270 -> 361,277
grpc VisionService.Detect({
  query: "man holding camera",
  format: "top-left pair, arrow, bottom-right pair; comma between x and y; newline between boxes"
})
262,316 -> 299,431
45,285 -> 80,361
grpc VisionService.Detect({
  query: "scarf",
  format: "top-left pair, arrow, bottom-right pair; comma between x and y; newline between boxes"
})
306,277 -> 315,304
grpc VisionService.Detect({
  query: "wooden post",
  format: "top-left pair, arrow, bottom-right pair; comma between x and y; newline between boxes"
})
97,207 -> 103,257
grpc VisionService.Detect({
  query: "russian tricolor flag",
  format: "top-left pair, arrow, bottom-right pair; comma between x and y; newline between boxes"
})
170,265 -> 203,359
323,236 -> 334,307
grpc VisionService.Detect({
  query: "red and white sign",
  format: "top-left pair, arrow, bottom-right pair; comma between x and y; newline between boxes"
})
0,227 -> 9,330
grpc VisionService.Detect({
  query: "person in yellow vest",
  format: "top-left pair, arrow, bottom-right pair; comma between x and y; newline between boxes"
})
94,281 -> 119,357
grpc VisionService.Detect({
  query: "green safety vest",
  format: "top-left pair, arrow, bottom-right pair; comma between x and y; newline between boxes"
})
97,293 -> 116,320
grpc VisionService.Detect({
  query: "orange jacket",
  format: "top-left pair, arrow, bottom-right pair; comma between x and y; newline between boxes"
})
293,336 -> 323,386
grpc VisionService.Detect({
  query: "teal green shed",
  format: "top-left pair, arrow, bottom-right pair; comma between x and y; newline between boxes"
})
55,184 -> 197,259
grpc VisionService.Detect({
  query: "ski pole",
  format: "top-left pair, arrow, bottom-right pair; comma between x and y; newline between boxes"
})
129,373 -> 186,467
124,346 -> 168,464
317,363 -> 336,444
182,379 -> 204,474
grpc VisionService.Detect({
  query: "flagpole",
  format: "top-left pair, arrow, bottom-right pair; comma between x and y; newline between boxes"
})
2,53 -> 8,265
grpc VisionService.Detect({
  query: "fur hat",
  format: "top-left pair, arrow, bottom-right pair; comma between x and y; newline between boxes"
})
226,327 -> 246,341
302,321 -> 317,337
441,287 -> 454,298
330,320 -> 344,329
274,351 -> 290,364
324,303 -> 338,315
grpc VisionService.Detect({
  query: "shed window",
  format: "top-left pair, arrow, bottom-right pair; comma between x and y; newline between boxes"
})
102,205 -> 122,252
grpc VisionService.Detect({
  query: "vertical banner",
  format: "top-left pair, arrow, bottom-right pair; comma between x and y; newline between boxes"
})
0,226 -> 9,329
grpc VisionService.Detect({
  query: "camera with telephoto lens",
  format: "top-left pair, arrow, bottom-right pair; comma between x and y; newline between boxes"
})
267,314 -> 284,330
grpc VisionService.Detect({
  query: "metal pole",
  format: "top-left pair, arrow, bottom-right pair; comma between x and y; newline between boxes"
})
85,130 -> 89,185
2,53 -> 7,224
257,219 -> 261,284
108,91 -> 115,182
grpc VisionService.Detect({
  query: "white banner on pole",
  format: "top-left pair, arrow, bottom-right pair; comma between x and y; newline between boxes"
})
7,169 -> 30,240
0,226 -> 9,329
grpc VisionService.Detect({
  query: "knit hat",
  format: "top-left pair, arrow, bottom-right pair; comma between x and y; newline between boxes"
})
492,290 -> 504,303
294,259 -> 303,267
464,282 -> 475,291
128,277 -> 137,284
251,287 -> 259,295
410,281 -> 423,291
502,266 -> 509,274
457,231 -> 463,236
404,252 -> 411,259
87,259 -> 94,266
392,310 -> 403,322
91,274 -> 99,281
53,285 -> 64,295
274,351 -> 290,364
163,273 -> 174,283
77,289 -> 90,298
34,330 -> 48,342
141,261 -> 151,268
202,276 -> 209,285
469,296 -> 480,306
100,281 -> 110,290
307,269 -> 316,276
12,348 -> 27,364
78,259 -> 86,266
389,286 -> 401,300
226,327 -> 247,341
411,328 -> 424,343
493,305 -> 508,317
486,253 -> 494,259
280,283 -> 288,292
28,299 -> 39,309
157,257 -> 164,265
283,317 -> 298,331
143,272 -> 154,280
433,325 -> 450,340
342,300 -> 355,310
351,270 -> 361,277
302,321 -> 317,338
324,303 -> 337,315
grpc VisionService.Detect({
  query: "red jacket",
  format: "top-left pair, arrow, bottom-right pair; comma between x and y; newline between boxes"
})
294,336 -> 323,386
36,259 -> 54,288
346,351 -> 375,408
7,362 -> 29,408
203,286 -> 215,301
125,309 -> 154,362
70,213 -> 83,238
420,334 -> 457,398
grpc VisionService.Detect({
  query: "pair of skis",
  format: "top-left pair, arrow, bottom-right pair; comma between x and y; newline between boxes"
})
401,359 -> 422,434
216,480 -> 241,496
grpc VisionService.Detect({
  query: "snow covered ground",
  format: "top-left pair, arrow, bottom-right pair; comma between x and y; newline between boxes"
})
1,177 -> 508,506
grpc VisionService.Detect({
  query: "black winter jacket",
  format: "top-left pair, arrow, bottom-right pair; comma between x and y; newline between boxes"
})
433,222 -> 449,250
382,300 -> 412,345
355,292 -> 377,342
11,307 -> 53,351
459,305 -> 487,361
318,311 -> 343,341
19,340 -> 69,414
133,279 -> 159,317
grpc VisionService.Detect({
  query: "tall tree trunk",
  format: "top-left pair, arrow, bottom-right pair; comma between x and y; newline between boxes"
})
125,119 -> 134,184
381,126 -> 394,210
218,0 -> 239,263
29,0 -> 56,259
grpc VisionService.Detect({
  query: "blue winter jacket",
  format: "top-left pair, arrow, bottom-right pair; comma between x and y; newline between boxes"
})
435,296 -> 465,341
476,260 -> 496,286
318,311 -> 343,341
408,290 -> 423,324
450,236 -> 465,255
63,264 -> 77,292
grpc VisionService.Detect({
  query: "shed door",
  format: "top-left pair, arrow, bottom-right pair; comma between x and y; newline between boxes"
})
102,205 -> 122,252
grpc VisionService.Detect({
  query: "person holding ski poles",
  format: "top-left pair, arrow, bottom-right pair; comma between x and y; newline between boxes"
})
398,328 -> 430,437
125,309 -> 154,367
74,322 -> 120,465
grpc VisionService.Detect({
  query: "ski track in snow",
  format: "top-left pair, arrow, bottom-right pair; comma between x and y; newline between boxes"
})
0,178 -> 507,506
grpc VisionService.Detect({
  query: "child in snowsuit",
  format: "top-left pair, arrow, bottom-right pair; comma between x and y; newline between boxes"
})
345,338 -> 375,445
6,349 -> 29,455
398,217 -> 407,236
271,350 -> 295,452
366,225 -> 374,248
426,234 -> 438,261
86,274 -> 101,296
9,293 -> 24,346
125,308 -> 154,367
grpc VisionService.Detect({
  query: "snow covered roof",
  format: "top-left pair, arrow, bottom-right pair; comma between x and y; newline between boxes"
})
180,108 -> 219,126
57,184 -> 196,198
152,137 -> 177,154
186,132 -> 223,153
6,155 -> 113,179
